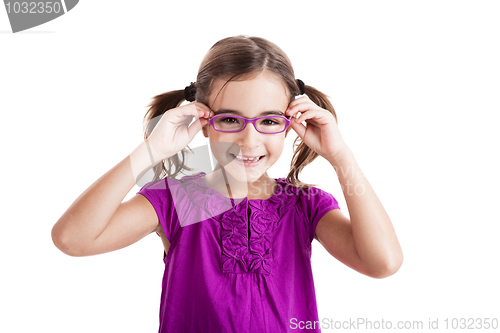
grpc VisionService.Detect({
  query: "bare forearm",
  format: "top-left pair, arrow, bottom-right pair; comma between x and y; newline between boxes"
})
328,148 -> 403,274
52,140 -> 163,253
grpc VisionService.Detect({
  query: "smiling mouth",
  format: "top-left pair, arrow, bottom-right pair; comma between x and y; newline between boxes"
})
229,153 -> 265,162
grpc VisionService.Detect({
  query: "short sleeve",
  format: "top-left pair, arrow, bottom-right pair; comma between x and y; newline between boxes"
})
299,186 -> 340,243
136,178 -> 179,243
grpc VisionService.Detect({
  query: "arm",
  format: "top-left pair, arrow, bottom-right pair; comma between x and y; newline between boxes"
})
285,95 -> 402,279
51,140 -> 165,256
52,102 -> 213,257
315,148 -> 403,278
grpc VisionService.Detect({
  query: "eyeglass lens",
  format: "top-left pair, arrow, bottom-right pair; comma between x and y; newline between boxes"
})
213,116 -> 287,133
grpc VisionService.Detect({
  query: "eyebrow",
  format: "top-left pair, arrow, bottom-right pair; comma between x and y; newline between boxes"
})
214,109 -> 285,117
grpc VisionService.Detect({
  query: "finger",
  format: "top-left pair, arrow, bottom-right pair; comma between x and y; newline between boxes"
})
286,105 -> 309,120
286,100 -> 316,117
289,115 -> 307,138
187,117 -> 204,141
192,102 -> 213,115
286,95 -> 311,111
289,99 -> 316,112
295,109 -> 327,125
178,105 -> 212,121
194,104 -> 214,119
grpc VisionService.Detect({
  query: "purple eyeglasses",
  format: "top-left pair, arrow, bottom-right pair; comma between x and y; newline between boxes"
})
209,115 -> 291,134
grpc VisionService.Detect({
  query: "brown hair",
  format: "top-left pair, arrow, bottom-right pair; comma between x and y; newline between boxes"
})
142,35 -> 337,188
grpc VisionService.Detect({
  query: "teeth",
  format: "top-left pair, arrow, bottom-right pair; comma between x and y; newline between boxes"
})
232,154 -> 261,162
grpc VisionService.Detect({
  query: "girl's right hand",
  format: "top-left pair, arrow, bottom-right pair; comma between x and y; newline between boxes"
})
146,102 -> 213,162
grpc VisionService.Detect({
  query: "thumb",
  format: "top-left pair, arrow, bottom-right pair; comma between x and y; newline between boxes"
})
187,117 -> 205,141
290,117 -> 307,139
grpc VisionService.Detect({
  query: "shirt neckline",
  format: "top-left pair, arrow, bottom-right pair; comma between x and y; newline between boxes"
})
195,171 -> 282,202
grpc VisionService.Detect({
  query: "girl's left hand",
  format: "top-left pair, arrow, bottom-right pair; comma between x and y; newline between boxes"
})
286,95 -> 348,162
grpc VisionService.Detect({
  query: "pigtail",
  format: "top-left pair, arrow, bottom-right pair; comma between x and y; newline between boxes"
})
287,84 -> 338,189
142,90 -> 194,181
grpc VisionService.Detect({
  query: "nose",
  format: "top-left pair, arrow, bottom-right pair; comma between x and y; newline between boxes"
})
236,121 -> 262,150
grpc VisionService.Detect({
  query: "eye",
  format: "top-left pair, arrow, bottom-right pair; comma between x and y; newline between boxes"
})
261,118 -> 280,126
220,117 -> 238,123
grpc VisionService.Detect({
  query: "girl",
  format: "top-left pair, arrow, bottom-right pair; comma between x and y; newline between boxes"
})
52,35 -> 403,332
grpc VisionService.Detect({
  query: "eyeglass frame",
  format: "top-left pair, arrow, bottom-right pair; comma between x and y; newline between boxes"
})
208,114 -> 291,134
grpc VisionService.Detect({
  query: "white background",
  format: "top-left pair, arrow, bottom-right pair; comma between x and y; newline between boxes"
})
1,1 -> 499,332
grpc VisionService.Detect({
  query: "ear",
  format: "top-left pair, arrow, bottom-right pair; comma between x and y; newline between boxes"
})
202,123 -> 209,138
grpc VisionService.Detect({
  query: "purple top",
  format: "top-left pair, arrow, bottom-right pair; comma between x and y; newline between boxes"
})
137,172 -> 340,332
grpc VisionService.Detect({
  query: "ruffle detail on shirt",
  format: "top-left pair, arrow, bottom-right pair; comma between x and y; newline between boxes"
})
168,172 -> 306,275
212,177 -> 302,275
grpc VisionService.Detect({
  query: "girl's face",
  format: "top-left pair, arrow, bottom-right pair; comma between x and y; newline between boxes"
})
202,71 -> 291,184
